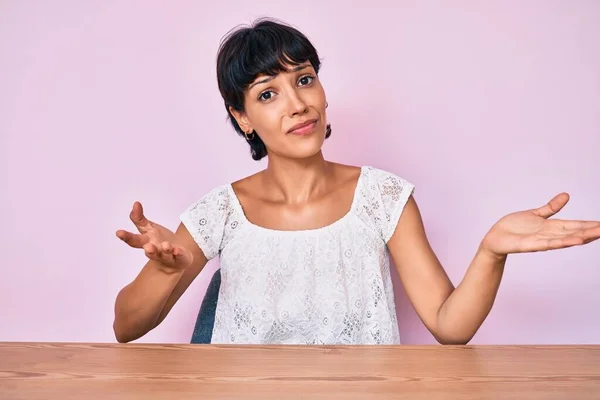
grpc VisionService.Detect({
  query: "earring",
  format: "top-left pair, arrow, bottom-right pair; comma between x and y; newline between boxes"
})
245,130 -> 255,141
326,102 -> 328,109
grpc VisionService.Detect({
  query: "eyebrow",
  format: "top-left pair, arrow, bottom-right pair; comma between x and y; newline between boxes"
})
248,64 -> 311,90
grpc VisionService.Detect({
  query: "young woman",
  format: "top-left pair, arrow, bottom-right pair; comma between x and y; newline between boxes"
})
113,18 -> 600,345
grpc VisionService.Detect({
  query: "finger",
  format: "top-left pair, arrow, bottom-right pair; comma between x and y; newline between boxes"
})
143,242 -> 161,260
549,237 -> 584,250
156,243 -> 177,265
144,241 -> 176,264
115,230 -> 149,248
160,243 -> 192,267
544,227 -> 600,250
130,201 -> 152,232
533,193 -> 570,219
160,241 -> 173,254
578,225 -> 600,244
158,241 -> 186,265
170,245 -> 193,266
553,224 -> 600,241
561,220 -> 600,231
143,241 -> 191,267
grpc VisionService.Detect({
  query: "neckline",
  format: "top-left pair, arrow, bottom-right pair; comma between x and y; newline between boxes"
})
227,166 -> 368,235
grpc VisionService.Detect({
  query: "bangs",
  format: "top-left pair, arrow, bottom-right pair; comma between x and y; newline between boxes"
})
236,28 -> 320,85
217,19 -> 321,111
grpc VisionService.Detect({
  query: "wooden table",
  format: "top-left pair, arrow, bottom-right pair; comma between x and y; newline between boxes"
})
1,343 -> 599,399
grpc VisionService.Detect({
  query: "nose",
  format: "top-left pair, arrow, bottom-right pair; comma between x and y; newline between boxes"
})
286,90 -> 308,116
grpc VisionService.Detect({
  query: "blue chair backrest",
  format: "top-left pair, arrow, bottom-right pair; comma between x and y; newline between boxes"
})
190,269 -> 221,344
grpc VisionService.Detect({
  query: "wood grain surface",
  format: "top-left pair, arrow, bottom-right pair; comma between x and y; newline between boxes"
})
1,342 -> 599,399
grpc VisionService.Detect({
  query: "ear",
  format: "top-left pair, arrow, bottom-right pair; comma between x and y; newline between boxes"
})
229,106 -> 253,133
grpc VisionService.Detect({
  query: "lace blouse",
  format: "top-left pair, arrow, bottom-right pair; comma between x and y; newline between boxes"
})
180,166 -> 415,345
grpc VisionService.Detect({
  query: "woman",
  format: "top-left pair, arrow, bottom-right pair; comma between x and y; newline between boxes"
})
113,18 -> 600,345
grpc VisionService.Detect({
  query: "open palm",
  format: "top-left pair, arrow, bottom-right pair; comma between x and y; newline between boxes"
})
115,201 -> 194,270
482,193 -> 600,257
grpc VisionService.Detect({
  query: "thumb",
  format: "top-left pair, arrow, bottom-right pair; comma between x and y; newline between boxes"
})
533,192 -> 570,219
130,201 -> 151,232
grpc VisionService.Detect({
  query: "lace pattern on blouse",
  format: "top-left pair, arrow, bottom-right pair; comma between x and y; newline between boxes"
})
180,166 -> 415,345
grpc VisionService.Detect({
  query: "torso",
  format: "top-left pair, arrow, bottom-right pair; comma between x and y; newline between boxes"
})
180,164 -> 415,345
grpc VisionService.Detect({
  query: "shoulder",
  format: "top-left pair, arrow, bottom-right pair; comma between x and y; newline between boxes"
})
361,165 -> 414,192
355,165 -> 416,243
327,162 -> 363,192
185,167 -> 262,213
189,184 -> 232,206
230,170 -> 264,205
179,183 -> 241,260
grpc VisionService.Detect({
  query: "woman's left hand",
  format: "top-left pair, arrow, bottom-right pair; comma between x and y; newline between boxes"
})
481,192 -> 600,258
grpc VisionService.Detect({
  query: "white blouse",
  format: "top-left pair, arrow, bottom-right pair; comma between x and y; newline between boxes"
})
180,166 -> 415,345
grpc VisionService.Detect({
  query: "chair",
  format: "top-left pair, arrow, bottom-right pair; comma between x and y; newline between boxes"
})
190,269 -> 221,344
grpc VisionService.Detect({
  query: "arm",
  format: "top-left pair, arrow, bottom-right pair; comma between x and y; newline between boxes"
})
113,222 -> 208,343
389,190 -> 599,345
387,196 -> 506,345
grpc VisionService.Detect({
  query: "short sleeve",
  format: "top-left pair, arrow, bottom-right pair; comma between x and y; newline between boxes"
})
179,185 -> 231,260
372,168 -> 415,243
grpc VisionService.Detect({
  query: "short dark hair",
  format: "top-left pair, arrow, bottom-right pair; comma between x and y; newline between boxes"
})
216,18 -> 332,161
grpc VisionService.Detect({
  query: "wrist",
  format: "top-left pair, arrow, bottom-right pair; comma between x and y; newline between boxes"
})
478,242 -> 507,265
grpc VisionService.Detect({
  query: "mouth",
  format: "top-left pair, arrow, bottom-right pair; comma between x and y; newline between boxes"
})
287,119 -> 318,135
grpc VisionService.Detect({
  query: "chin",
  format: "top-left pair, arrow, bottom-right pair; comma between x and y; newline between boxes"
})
286,135 -> 325,159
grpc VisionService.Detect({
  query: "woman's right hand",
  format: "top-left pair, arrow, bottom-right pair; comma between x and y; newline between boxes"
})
116,201 -> 194,272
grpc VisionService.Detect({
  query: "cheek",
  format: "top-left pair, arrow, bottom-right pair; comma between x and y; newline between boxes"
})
312,82 -> 327,104
251,106 -> 284,138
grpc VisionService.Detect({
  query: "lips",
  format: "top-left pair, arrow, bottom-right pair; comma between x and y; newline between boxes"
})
287,119 -> 318,135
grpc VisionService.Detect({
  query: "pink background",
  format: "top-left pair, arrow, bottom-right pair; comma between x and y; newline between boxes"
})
1,1 -> 599,345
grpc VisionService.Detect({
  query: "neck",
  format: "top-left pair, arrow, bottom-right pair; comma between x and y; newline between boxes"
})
263,151 -> 331,204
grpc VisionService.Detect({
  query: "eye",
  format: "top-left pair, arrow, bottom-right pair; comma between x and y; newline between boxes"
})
258,90 -> 274,102
298,74 -> 315,86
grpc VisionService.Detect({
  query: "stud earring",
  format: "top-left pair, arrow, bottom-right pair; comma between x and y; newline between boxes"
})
245,130 -> 255,141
